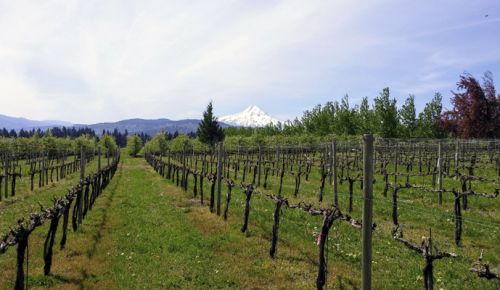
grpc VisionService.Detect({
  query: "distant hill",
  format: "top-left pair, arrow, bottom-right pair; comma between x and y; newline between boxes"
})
0,113 -> 234,136
0,114 -> 72,130
76,118 -> 230,136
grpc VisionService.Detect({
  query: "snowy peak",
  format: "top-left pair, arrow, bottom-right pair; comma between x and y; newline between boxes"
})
243,105 -> 261,114
220,105 -> 280,127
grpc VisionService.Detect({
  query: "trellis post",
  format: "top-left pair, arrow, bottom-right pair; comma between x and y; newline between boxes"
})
80,147 -> 85,180
257,144 -> 262,187
4,154 -> 8,200
98,147 -> 101,171
332,141 -> 338,207
437,141 -> 443,205
362,134 -> 374,290
216,142 -> 223,216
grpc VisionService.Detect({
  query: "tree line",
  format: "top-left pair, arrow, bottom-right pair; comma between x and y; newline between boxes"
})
0,127 -> 97,139
225,72 -> 500,139
0,127 -> 154,149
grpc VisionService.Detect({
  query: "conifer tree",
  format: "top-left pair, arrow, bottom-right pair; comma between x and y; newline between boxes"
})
196,101 -> 224,148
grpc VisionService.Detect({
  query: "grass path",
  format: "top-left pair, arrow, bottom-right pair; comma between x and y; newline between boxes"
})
92,156 -> 320,289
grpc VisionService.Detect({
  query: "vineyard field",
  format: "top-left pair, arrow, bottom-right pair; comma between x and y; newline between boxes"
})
0,138 -> 499,289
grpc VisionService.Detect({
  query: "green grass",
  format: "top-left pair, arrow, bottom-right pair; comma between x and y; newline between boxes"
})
0,152 -> 498,289
160,151 -> 500,289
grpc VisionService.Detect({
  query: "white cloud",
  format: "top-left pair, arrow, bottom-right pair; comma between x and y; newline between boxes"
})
0,0 -> 498,123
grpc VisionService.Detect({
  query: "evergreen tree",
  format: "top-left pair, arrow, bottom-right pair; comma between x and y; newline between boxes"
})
19,129 -> 29,138
196,101 -> 224,147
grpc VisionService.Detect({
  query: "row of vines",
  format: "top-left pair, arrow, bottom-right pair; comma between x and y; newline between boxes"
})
146,137 -> 499,289
0,143 -> 120,290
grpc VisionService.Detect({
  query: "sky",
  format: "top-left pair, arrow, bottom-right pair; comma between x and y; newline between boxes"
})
0,0 -> 499,124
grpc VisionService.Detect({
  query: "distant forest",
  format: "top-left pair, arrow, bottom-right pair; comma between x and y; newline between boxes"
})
0,126 -> 196,148
0,127 -> 131,148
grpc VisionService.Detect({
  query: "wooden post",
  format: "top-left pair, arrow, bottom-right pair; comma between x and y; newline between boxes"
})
98,147 -> 101,171
394,144 -> 399,184
182,145 -> 187,190
80,148 -> 85,180
332,141 -> 338,207
437,142 -> 443,205
45,152 -> 49,185
73,150 -> 77,173
362,134 -> 374,290
168,149 -> 171,177
216,142 -> 223,216
3,154 -> 7,200
61,153 -> 65,179
257,144 -> 262,187
329,143 -> 333,184
275,146 -> 280,176
452,189 -> 462,247
348,176 -> 355,212
278,158 -> 285,197
40,154 -> 45,187
5,154 -> 10,199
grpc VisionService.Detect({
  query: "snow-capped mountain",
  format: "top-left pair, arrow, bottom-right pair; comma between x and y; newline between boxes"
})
219,105 -> 280,127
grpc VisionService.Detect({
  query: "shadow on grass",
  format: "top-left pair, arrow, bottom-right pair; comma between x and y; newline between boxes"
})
26,269 -> 90,290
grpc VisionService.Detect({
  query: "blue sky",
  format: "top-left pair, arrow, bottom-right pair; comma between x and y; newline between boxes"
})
0,0 -> 499,123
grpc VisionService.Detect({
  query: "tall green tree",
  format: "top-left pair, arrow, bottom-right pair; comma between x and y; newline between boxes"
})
417,93 -> 443,138
357,97 -> 376,134
337,95 -> 358,135
99,133 -> 117,155
283,118 -> 305,135
170,134 -> 192,152
399,95 -> 417,137
374,88 -> 399,138
301,103 -> 335,136
196,101 -> 224,148
144,132 -> 169,155
127,135 -> 143,157
41,132 -> 58,158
